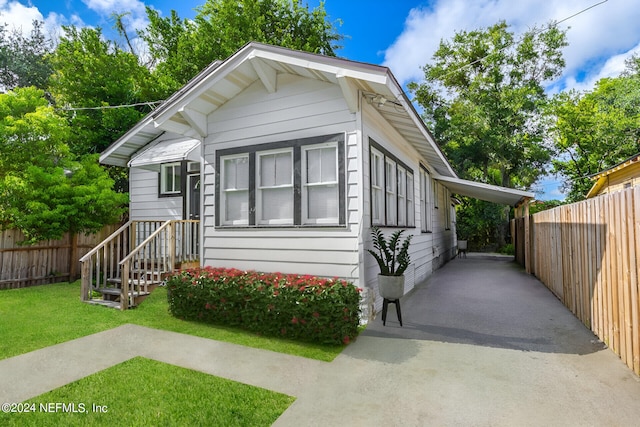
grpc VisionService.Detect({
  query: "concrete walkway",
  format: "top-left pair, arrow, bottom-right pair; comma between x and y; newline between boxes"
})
2,255 -> 640,426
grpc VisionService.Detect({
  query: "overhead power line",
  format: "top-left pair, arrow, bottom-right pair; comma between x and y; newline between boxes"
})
441,0 -> 609,79
57,100 -> 164,111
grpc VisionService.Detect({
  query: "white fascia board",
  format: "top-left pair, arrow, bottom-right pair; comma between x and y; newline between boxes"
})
434,174 -> 535,206
99,115 -> 156,164
385,82 -> 457,178
251,49 -> 389,85
150,51 -> 250,127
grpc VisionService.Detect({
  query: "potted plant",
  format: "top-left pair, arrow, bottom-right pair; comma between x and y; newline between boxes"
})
366,226 -> 412,300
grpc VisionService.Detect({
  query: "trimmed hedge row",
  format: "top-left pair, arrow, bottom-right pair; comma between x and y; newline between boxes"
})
166,267 -> 362,345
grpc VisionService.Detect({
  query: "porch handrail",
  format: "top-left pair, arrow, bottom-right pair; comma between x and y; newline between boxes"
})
79,220 -> 133,263
119,220 -> 199,309
119,220 -> 173,266
81,219 -> 199,309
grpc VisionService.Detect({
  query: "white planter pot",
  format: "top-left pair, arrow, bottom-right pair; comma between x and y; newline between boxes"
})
377,274 -> 405,300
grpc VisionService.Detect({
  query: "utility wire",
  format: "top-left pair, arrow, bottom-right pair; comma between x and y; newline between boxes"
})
440,0 -> 609,79
56,100 -> 164,111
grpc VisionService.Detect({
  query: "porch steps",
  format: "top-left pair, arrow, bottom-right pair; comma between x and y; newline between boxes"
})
96,288 -> 152,298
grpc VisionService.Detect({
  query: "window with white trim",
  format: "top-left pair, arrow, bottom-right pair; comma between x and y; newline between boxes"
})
257,149 -> 293,225
420,167 -> 432,232
397,166 -> 406,226
221,154 -> 249,225
371,148 -> 385,225
215,134 -> 345,227
160,162 -> 181,195
385,158 -> 397,226
369,138 -> 414,228
407,172 -> 415,227
445,188 -> 451,230
303,143 -> 339,224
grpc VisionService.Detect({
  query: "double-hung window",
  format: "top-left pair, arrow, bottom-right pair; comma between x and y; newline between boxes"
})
257,149 -> 293,225
369,138 -> 414,228
406,172 -> 414,227
385,159 -> 397,226
303,143 -> 339,224
420,167 -> 432,232
160,162 -> 182,195
216,133 -> 345,227
397,166 -> 406,226
370,148 -> 385,225
221,155 -> 249,225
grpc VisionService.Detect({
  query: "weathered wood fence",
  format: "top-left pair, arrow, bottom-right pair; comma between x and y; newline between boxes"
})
0,225 -> 119,289
513,187 -> 639,375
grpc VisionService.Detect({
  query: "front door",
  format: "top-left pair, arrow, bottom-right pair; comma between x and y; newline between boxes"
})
186,174 -> 200,220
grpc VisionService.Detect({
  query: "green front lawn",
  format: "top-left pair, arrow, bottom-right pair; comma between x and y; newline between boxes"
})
0,281 -> 344,361
0,357 -> 294,426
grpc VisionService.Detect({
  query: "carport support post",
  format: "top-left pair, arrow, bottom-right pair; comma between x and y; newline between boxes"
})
514,198 -> 532,274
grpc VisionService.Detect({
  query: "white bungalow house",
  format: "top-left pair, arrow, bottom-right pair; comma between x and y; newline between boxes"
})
82,42 -> 533,313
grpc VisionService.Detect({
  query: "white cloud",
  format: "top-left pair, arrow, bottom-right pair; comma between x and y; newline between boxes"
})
0,1 -> 85,39
82,0 -> 149,31
0,0 -> 44,33
383,0 -> 640,93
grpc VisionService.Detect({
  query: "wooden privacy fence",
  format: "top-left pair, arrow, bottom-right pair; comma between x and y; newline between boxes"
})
0,224 -> 120,289
513,187 -> 639,375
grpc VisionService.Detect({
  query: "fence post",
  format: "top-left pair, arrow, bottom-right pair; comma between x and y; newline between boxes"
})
69,232 -> 78,282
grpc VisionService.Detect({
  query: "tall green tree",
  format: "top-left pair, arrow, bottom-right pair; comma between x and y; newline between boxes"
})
410,21 -> 567,188
549,57 -> 640,202
48,26 -> 159,155
139,0 -> 342,92
0,87 -> 127,243
0,86 -> 69,172
409,21 -> 567,248
0,20 -> 53,92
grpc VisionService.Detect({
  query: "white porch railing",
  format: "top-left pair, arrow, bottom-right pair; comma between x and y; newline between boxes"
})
80,220 -> 199,309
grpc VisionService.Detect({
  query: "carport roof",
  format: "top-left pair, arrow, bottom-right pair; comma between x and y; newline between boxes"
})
434,175 -> 534,206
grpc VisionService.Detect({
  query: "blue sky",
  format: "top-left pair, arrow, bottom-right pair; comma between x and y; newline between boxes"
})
3,0 -> 640,200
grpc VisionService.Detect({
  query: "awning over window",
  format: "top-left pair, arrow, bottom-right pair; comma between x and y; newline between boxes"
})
128,136 -> 200,170
434,175 -> 534,207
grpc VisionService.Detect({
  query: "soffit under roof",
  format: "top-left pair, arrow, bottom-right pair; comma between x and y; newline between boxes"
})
100,42 -> 455,177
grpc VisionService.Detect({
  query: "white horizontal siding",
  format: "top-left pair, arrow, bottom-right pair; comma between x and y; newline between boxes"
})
201,73 -> 360,283
359,101 -> 456,312
129,167 -> 183,221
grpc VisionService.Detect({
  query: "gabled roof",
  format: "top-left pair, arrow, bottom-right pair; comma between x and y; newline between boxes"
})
586,152 -> 640,198
101,42 -> 534,206
100,42 -> 455,177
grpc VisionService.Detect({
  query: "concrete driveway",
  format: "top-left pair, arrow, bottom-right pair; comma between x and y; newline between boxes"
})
276,254 -> 640,426
2,254 -> 639,426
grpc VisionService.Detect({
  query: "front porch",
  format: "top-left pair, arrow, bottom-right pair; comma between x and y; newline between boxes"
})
80,220 -> 199,309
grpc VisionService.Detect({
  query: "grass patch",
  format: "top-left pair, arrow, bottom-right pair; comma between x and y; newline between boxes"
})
0,282 -> 344,361
0,357 -> 294,426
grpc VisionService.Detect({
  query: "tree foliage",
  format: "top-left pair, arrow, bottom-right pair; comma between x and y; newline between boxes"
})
548,56 -> 640,202
0,88 -> 127,243
410,21 -> 567,189
48,26 -> 158,154
139,0 -> 342,92
0,20 -> 52,91
410,21 -> 567,247
455,199 -> 510,251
